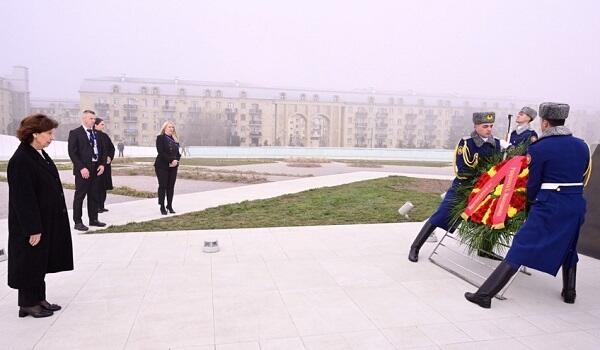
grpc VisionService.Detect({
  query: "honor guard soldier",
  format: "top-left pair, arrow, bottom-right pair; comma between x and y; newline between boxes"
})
408,112 -> 507,262
465,102 -> 592,308
509,106 -> 539,147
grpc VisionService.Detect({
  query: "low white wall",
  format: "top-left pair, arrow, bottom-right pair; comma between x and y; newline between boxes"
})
0,134 -> 157,160
1,134 -> 454,162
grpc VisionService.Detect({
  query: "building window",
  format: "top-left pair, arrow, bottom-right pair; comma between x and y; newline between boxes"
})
216,102 -> 221,110
241,114 -> 246,121
113,99 -> 119,106
153,99 -> 159,107
112,85 -> 120,93
227,102 -> 234,108
333,95 -> 340,102
179,88 -> 185,96
389,97 -> 394,105
216,90 -> 223,98
204,89 -> 211,97
141,87 -> 148,94
368,96 -> 375,104
152,87 -> 159,95
142,123 -> 148,130
240,91 -> 247,98
300,93 -> 306,101
280,92 -> 286,100
205,101 -> 211,108
313,94 -> 319,102
241,103 -> 246,109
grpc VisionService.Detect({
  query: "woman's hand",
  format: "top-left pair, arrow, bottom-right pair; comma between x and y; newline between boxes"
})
29,234 -> 42,246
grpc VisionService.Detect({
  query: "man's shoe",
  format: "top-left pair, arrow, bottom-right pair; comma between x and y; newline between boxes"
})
408,221 -> 436,263
160,205 -> 168,215
18,305 -> 53,318
74,222 -> 89,231
39,300 -> 61,311
89,220 -> 106,227
464,292 -> 492,308
98,208 -> 109,213
464,261 -> 518,309
166,206 -> 176,214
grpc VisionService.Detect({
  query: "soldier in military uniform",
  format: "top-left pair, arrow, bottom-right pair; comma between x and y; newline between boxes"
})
509,106 -> 538,147
465,102 -> 592,308
409,112 -> 506,262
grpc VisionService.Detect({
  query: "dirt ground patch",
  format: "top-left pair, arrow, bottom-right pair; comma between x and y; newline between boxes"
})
390,178 -> 452,194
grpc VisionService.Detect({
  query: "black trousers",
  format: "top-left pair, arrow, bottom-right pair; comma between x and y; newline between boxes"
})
18,281 -> 46,307
98,173 -> 107,210
99,183 -> 107,210
73,163 -> 100,223
155,166 -> 178,207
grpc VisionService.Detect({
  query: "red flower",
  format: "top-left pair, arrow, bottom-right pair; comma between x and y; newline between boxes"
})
515,176 -> 527,188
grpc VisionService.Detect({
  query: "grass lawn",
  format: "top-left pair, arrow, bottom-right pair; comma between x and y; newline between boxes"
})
337,159 -> 451,167
97,175 -> 449,233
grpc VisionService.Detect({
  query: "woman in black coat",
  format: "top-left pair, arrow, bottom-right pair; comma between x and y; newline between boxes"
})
7,114 -> 74,318
94,117 -> 115,212
154,120 -> 181,215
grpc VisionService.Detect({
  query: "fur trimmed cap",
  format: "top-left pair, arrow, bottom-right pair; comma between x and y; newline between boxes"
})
520,106 -> 537,120
473,112 -> 495,124
539,102 -> 569,120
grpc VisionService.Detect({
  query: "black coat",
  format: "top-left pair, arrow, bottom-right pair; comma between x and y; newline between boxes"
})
97,131 -> 115,190
68,126 -> 106,176
7,143 -> 74,289
154,134 -> 181,169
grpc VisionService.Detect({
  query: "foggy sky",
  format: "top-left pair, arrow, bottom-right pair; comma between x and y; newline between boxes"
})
1,0 -> 599,109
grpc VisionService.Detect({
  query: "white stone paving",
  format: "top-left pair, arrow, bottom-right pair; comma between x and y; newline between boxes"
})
1,172 -> 599,350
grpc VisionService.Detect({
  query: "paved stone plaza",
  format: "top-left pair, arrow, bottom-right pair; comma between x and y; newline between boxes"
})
1,172 -> 600,349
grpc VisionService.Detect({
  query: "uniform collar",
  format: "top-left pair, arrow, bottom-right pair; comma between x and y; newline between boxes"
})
470,131 -> 496,147
540,126 -> 572,139
515,124 -> 533,135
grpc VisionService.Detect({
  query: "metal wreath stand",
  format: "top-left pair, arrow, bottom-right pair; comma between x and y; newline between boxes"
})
428,229 -> 529,300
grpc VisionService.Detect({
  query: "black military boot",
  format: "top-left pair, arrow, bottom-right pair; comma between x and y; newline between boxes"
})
408,221 -> 436,262
561,264 -> 577,304
464,261 -> 518,308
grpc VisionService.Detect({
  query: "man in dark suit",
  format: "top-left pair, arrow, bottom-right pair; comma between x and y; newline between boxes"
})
68,110 -> 107,231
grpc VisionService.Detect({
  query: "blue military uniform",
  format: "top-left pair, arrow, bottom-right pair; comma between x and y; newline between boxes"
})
505,133 -> 590,275
428,134 -> 502,231
409,111 -> 503,263
464,102 -> 591,308
509,128 -> 538,147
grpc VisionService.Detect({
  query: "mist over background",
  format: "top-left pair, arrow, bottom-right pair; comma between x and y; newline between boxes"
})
1,0 -> 599,108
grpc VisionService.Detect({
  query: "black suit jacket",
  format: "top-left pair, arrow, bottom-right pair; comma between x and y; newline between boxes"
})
68,126 -> 106,176
154,134 -> 181,169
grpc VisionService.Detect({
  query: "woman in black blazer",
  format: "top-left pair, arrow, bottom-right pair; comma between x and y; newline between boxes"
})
7,114 -> 74,318
94,117 -> 115,212
154,120 -> 181,215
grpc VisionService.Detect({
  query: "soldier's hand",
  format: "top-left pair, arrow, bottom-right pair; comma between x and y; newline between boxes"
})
97,165 -> 105,176
29,233 -> 42,246
80,168 -> 90,179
